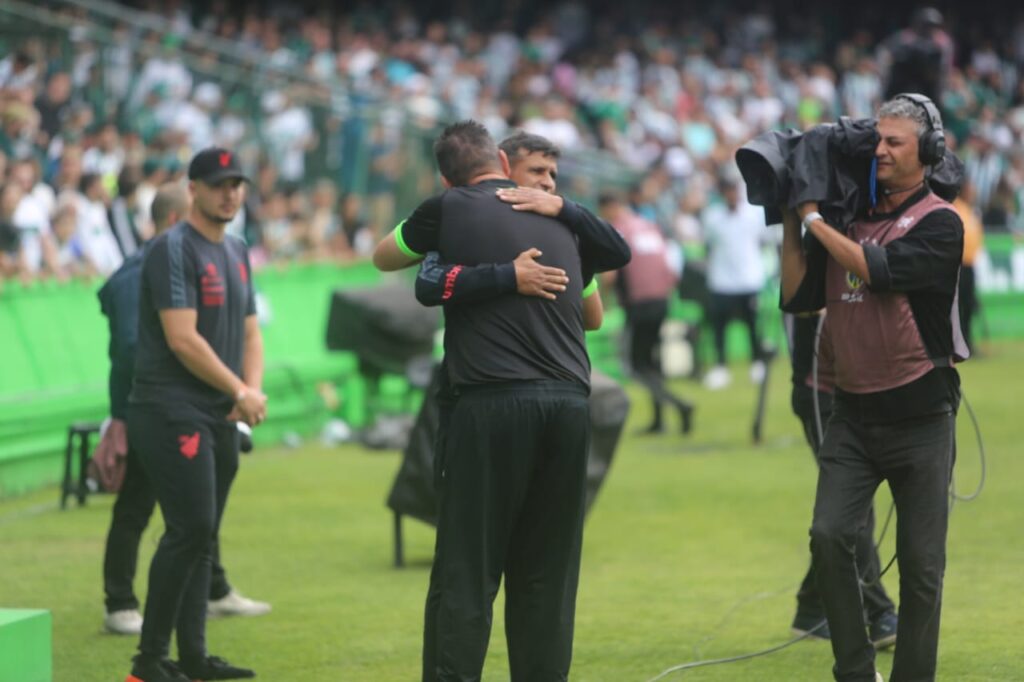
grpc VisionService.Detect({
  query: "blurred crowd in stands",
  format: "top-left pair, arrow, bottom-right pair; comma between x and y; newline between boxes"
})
3,1 -> 1024,285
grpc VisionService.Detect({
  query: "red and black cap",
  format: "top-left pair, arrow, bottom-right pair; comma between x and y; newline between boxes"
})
187,147 -> 249,184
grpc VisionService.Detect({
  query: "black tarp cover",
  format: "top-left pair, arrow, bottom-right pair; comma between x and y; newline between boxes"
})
387,367 -> 630,526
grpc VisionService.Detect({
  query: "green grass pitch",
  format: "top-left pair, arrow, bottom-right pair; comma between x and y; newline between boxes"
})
1,341 -> 1021,681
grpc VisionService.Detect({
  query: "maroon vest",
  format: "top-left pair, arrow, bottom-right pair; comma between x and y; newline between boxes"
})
615,212 -> 678,304
825,193 -> 966,394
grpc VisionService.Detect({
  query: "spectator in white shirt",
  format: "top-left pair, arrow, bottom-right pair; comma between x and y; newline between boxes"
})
262,91 -> 314,186
75,173 -> 123,276
82,122 -> 125,183
522,96 -> 584,151
700,177 -> 770,389
8,160 -> 59,277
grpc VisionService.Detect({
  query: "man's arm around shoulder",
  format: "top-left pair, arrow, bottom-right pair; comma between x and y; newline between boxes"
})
373,195 -> 443,271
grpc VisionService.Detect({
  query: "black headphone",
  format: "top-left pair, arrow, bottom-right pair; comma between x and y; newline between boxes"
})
894,92 -> 946,166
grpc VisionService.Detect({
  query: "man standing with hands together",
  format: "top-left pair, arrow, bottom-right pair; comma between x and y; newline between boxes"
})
125,148 -> 265,682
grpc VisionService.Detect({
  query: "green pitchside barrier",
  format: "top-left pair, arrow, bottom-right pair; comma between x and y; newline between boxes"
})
3,240 -> 1022,499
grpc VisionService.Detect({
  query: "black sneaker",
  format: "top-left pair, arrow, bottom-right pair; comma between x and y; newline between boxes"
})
680,405 -> 695,435
870,611 -> 898,650
791,614 -> 831,640
126,656 -> 191,682
179,655 -> 255,680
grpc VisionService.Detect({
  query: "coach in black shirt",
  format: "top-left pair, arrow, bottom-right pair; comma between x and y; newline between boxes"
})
125,148 -> 265,682
374,121 -> 592,682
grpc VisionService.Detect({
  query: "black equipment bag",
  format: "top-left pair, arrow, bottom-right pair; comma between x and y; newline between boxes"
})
326,282 -> 440,374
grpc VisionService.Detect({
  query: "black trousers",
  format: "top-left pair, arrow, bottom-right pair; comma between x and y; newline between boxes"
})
811,407 -> 955,682
128,403 -> 239,664
790,386 -> 894,623
626,299 -> 691,427
103,446 -> 231,613
423,381 -> 590,682
707,291 -> 762,365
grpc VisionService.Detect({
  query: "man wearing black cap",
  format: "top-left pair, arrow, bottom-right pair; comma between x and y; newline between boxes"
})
124,148 -> 266,682
97,182 -> 270,639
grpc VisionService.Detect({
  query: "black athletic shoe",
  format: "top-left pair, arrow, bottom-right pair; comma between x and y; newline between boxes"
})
680,405 -> 695,434
179,655 -> 255,680
870,611 -> 898,650
638,422 -> 664,435
791,614 -> 831,640
126,656 -> 191,682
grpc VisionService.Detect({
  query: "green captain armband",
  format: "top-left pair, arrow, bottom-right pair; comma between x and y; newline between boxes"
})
393,220 -> 423,259
582,277 -> 599,298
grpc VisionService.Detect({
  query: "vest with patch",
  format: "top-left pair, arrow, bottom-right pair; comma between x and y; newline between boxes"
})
825,192 -> 967,394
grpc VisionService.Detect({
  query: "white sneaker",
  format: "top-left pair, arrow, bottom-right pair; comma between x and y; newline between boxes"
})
207,589 -> 272,618
703,365 -> 731,390
750,360 -> 766,384
104,609 -> 143,635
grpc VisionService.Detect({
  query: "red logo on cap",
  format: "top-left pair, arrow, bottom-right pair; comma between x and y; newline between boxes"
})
219,152 -> 231,167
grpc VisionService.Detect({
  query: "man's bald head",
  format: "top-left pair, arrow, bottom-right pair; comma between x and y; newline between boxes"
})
151,182 -> 191,234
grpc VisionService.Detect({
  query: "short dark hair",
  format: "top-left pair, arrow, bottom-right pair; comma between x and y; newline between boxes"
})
79,173 -> 101,194
117,165 -> 142,198
499,131 -> 561,162
598,191 -> 625,209
433,120 -> 500,187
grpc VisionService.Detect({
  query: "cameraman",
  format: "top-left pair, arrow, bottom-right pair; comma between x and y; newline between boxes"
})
780,95 -> 965,682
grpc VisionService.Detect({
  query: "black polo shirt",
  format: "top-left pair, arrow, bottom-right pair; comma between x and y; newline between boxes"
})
130,222 -> 256,413
398,178 -> 590,389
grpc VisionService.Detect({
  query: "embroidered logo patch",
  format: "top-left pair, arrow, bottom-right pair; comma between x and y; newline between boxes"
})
201,262 -> 225,306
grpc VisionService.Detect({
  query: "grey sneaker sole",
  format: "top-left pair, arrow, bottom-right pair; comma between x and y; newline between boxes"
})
873,632 -> 897,650
103,624 -> 141,635
791,627 -> 829,640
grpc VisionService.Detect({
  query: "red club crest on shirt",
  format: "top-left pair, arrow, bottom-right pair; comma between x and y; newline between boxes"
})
237,261 -> 248,284
219,152 -> 231,167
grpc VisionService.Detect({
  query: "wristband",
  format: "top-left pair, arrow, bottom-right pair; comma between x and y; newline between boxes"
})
801,211 -> 824,232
